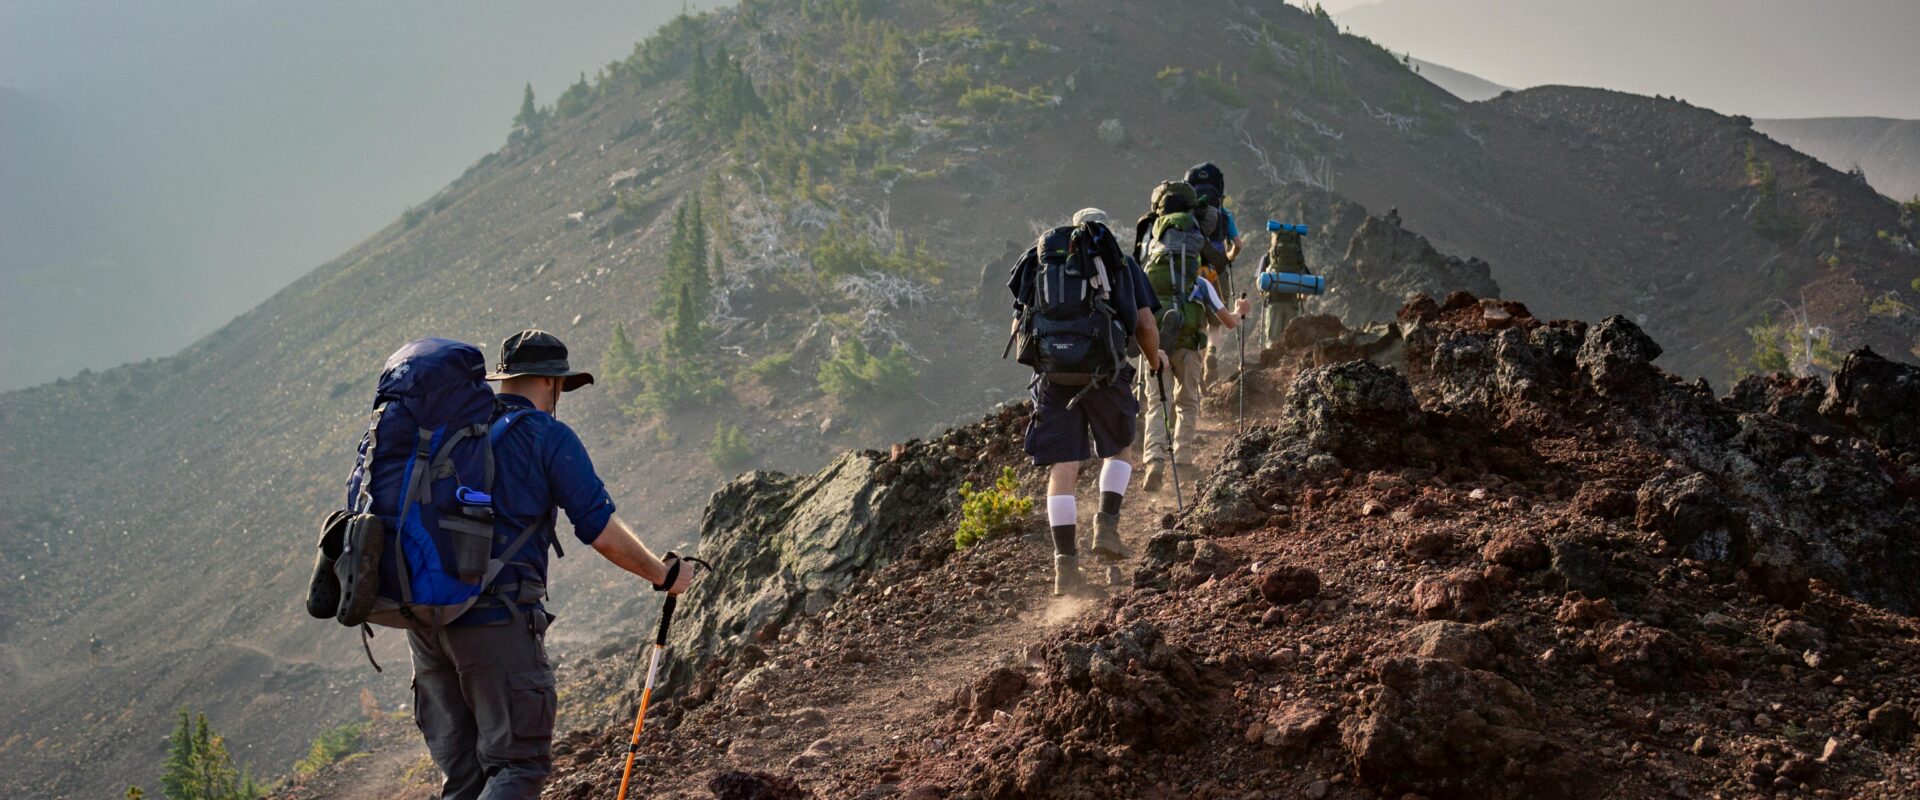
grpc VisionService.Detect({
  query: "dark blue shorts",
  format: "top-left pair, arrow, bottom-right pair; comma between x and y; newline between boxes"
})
1024,374 -> 1140,465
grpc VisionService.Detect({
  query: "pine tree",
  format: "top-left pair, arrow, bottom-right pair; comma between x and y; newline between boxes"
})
686,195 -> 711,304
602,322 -> 643,395
161,709 -> 195,799
160,709 -> 257,800
514,82 -> 539,129
629,284 -> 721,416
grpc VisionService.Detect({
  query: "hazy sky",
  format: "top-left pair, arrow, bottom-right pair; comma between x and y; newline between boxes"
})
1334,0 -> 1920,120
3,0 -> 1913,391
0,0 -> 704,391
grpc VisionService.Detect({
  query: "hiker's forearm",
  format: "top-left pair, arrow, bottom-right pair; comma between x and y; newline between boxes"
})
591,516 -> 671,585
1134,309 -> 1160,364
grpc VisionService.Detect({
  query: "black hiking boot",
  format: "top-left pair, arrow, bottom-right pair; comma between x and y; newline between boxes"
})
305,510 -> 349,619
334,513 -> 386,627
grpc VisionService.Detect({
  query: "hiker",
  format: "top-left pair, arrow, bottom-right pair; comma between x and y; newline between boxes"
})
1136,182 -> 1252,491
1185,162 -> 1246,387
1260,222 -> 1314,350
1009,210 -> 1164,595
407,330 -> 697,800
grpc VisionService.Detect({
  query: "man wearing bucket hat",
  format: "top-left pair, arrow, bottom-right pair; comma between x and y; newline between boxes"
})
406,328 -> 696,800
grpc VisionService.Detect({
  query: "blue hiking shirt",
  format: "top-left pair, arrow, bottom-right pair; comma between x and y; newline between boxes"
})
453,393 -> 616,625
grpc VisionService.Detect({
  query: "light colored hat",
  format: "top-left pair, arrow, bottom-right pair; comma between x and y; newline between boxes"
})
1071,207 -> 1111,227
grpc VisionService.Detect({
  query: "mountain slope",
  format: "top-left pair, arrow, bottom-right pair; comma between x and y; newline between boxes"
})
1755,117 -> 1920,202
3,0 -> 1917,795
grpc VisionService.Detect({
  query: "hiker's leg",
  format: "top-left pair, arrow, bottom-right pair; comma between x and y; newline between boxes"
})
442,621 -> 554,800
1025,378 -> 1091,560
1085,383 -> 1140,563
1142,370 -> 1172,467
1170,349 -> 1205,463
1261,299 -> 1282,350
1099,455 -> 1133,515
1046,461 -> 1080,557
409,630 -> 485,800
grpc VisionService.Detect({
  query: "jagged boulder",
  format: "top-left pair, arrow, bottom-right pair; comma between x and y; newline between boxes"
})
659,407 -> 1024,690
1577,315 -> 1664,396
1035,621 -> 1205,749
1634,471 -> 1738,551
1342,656 -> 1584,799
1275,360 -> 1422,469
1821,348 -> 1920,455
1322,215 -> 1503,326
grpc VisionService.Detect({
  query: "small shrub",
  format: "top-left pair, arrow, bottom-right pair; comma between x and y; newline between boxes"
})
1193,67 -> 1247,108
955,467 -> 1033,549
746,351 -> 795,381
1868,291 -> 1912,318
293,721 -> 364,777
957,83 -> 1042,115
708,421 -> 754,472
817,338 -> 919,404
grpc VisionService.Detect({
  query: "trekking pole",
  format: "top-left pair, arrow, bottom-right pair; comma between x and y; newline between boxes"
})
1237,292 -> 1247,434
615,555 -> 711,800
1153,368 -> 1185,515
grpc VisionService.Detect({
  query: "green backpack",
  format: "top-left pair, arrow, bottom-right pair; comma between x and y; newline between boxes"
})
1143,212 -> 1213,352
1263,229 -> 1309,300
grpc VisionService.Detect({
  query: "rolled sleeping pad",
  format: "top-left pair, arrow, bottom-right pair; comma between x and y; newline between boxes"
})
1258,271 -> 1326,295
1266,221 -> 1310,236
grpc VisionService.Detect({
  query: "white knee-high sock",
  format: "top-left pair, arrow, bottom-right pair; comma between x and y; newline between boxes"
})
1047,495 -> 1077,555
1098,459 -> 1133,496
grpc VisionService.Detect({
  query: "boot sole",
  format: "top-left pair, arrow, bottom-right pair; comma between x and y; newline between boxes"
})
334,513 -> 385,627
305,510 -> 349,619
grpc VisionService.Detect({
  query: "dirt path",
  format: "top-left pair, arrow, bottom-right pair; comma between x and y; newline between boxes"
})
555,401 -> 1247,798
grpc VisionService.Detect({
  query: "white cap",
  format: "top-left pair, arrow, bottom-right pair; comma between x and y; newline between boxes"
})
1071,207 -> 1110,226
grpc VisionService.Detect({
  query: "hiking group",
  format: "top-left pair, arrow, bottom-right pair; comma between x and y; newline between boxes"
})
297,159 -> 1318,799
1007,162 -> 1320,596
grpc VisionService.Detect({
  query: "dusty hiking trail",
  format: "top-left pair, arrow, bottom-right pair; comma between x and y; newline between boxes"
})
540,402 -> 1249,800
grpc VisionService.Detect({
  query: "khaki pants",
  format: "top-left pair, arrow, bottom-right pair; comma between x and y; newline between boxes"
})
1263,296 -> 1301,351
1203,329 -> 1234,388
1143,348 -> 1204,464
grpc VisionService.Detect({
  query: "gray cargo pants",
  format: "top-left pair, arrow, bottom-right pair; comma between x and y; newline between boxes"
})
409,613 -> 556,800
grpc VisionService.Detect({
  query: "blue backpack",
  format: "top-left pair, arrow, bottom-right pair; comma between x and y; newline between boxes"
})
336,338 -> 548,633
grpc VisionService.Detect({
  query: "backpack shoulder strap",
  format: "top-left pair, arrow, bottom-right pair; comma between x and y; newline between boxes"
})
486,407 -> 565,558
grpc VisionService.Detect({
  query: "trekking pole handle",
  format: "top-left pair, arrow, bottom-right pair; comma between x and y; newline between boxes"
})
655,596 -> 677,647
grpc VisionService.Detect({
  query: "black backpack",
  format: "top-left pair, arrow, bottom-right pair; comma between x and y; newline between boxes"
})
1007,222 -> 1132,388
1185,163 -> 1230,243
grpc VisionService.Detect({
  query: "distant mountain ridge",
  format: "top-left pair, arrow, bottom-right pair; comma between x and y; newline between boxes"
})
1409,57 -> 1508,102
1755,117 -> 1920,201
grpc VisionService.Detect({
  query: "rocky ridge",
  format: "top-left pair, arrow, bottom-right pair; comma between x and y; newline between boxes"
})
503,293 -> 1920,799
